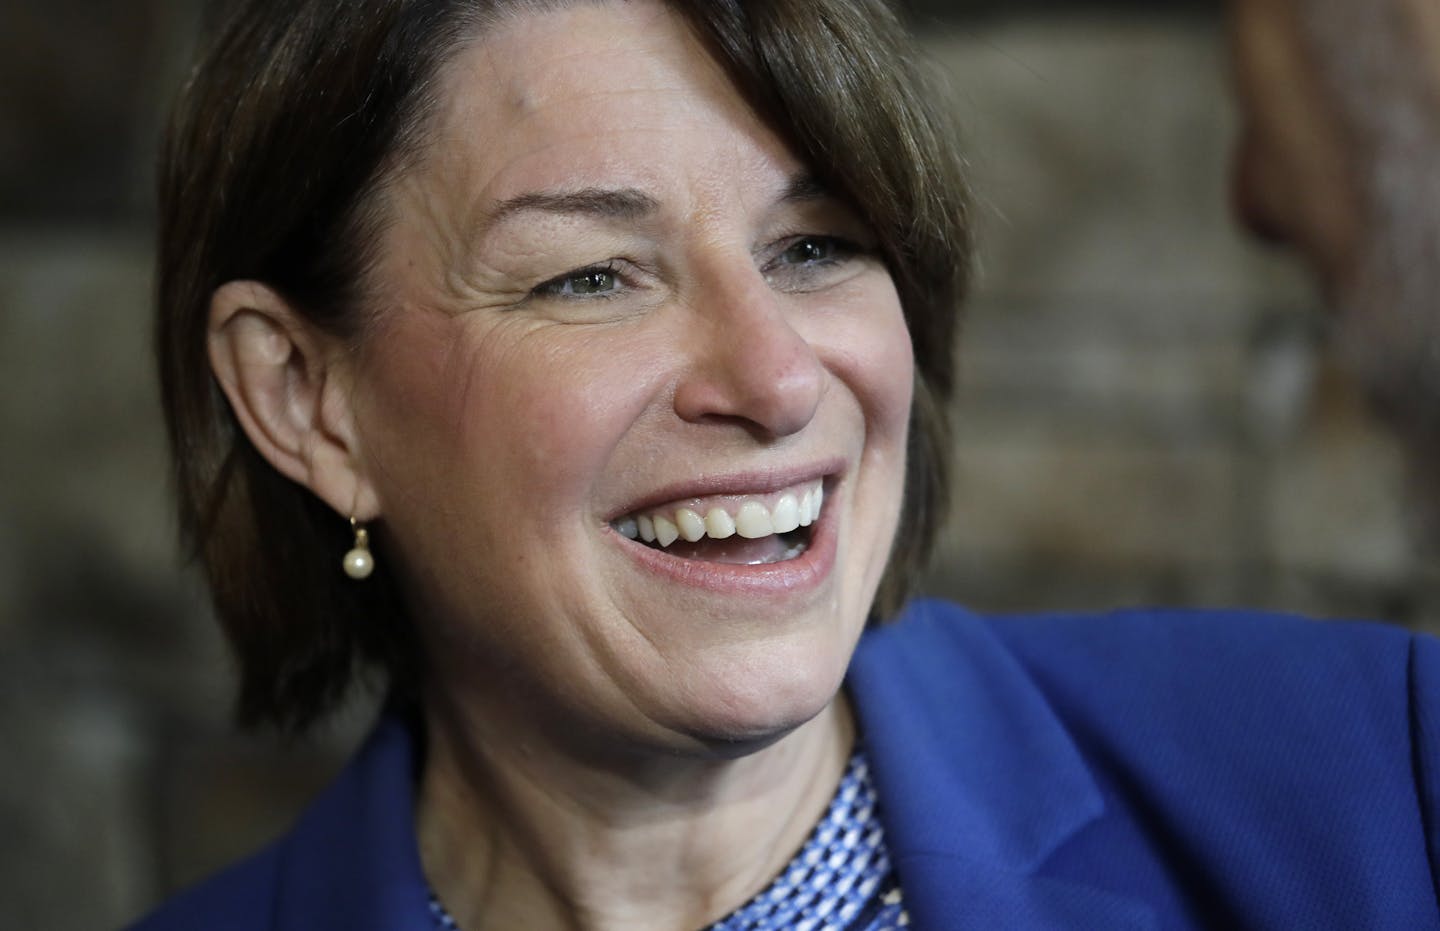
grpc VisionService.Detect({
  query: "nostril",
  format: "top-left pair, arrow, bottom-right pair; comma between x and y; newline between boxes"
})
671,269 -> 827,435
673,331 -> 824,436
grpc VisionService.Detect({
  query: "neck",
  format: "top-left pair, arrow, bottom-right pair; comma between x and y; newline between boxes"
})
416,691 -> 855,931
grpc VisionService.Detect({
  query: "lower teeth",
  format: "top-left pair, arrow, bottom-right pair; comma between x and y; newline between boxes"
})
772,537 -> 808,564
640,528 -> 810,565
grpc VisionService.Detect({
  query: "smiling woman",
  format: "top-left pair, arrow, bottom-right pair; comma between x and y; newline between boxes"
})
134,1 -> 1440,930
156,0 -> 962,741
146,1 -> 960,927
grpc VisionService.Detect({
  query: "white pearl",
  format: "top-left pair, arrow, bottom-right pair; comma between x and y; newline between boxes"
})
343,547 -> 374,579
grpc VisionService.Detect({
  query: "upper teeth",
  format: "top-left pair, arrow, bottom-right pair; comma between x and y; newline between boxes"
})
613,481 -> 824,547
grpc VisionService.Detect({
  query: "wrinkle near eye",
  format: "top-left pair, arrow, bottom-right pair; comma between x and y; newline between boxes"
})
442,260 -> 533,314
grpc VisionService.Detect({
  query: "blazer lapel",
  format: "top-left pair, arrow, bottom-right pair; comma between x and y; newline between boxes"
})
848,600 -> 1156,930
894,856 -> 1157,930
272,715 -> 435,931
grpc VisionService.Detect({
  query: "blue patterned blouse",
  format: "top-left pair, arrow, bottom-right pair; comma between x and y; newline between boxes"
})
428,749 -> 909,930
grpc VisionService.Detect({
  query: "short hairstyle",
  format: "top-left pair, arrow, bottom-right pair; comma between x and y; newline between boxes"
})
157,0 -> 971,733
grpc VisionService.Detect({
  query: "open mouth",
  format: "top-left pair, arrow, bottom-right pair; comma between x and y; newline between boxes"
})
609,479 -> 823,566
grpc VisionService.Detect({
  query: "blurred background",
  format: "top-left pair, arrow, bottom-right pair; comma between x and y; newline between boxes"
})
4,0 -> 1436,926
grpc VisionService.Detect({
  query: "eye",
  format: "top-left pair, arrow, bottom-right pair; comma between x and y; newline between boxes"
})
534,263 -> 622,299
762,234 -> 867,292
778,236 -> 844,266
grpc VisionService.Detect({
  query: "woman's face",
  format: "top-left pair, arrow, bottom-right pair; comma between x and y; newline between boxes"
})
353,0 -> 914,754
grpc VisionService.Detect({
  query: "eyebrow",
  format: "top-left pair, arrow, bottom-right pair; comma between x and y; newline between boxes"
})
478,188 -> 660,237
476,172 -> 833,236
780,173 -> 831,204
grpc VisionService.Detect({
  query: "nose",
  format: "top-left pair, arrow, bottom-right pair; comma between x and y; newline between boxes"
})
671,269 -> 825,438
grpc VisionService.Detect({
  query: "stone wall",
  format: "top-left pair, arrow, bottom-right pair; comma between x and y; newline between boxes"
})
3,6 -> 1434,929
924,19 -> 1438,621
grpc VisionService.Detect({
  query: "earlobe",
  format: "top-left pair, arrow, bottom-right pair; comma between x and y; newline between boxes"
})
207,281 -> 379,521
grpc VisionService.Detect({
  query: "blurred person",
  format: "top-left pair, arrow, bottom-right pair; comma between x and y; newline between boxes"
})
132,1 -> 1440,929
1228,0 -> 1440,533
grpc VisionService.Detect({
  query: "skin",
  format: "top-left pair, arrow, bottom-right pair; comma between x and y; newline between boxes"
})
208,2 -> 915,928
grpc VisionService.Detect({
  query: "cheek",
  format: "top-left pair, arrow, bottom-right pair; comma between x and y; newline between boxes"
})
467,329 -> 667,507
357,312 -> 658,519
876,308 -> 917,432
815,278 -> 915,443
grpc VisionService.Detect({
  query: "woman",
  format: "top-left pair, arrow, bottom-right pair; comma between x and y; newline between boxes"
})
135,1 -> 1440,929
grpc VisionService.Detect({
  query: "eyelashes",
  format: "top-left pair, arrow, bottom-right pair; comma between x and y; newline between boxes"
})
532,261 -> 625,300
768,235 -> 859,271
762,235 -> 865,289
526,235 -> 869,305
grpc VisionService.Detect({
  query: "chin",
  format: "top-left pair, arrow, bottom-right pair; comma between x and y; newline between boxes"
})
666,642 -> 849,755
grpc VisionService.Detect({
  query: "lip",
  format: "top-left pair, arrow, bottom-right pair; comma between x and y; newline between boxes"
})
606,471 -> 842,597
603,457 -> 847,522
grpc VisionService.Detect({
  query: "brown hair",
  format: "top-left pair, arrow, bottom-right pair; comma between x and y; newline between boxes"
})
157,0 -> 970,733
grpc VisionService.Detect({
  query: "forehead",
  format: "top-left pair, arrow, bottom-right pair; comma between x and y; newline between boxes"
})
417,1 -> 798,209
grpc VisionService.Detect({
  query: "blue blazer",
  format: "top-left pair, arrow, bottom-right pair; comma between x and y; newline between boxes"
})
130,600 -> 1440,929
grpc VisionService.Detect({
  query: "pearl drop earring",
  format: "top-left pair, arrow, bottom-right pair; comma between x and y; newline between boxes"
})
343,517 -> 374,580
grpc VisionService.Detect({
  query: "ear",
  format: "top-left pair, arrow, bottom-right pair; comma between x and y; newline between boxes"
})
208,281 -> 381,521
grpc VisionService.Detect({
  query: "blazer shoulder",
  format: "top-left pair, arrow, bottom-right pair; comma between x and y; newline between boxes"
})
978,601 -> 1416,695
960,601 -> 1424,778
125,840 -> 282,931
881,599 -> 1423,750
